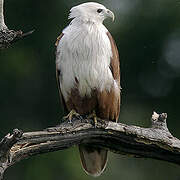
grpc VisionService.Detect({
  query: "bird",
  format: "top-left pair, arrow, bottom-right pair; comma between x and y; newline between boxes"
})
55,2 -> 120,177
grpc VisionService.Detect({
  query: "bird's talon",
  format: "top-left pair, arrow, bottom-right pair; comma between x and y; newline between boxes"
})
88,111 -> 98,127
94,117 -> 98,127
63,109 -> 79,123
68,119 -> 73,124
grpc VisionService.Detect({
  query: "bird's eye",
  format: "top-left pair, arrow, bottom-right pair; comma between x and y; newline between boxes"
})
97,9 -> 103,13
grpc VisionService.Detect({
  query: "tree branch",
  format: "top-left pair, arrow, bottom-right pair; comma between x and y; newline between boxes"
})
0,129 -> 22,180
0,0 -> 34,49
0,112 -> 180,179
0,0 -> 7,30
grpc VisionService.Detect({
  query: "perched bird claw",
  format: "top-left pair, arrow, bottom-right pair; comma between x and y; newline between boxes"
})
87,110 -> 98,127
63,109 -> 80,123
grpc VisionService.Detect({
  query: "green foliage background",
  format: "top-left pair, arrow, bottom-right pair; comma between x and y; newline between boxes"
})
1,0 -> 180,179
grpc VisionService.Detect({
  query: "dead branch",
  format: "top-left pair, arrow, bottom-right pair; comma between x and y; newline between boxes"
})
0,0 -> 33,49
0,112 -> 180,179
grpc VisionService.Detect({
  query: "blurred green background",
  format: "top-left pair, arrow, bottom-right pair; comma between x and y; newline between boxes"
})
1,0 -> 180,179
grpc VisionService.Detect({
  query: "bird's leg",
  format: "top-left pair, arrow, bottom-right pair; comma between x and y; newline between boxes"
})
87,110 -> 98,127
63,109 -> 80,123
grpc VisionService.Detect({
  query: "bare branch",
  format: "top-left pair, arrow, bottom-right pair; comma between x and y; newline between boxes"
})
0,0 -> 7,30
0,0 -> 34,49
0,29 -> 34,49
0,129 -> 23,180
0,112 -> 180,179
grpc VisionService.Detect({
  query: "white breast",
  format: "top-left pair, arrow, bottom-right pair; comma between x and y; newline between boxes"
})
56,21 -> 114,100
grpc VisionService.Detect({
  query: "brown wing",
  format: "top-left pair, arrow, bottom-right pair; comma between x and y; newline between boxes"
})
107,31 -> 120,86
97,32 -> 120,122
55,33 -> 68,114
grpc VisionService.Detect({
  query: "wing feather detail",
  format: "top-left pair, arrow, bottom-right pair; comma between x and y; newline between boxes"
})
55,33 -> 68,113
97,32 -> 120,122
107,31 -> 120,86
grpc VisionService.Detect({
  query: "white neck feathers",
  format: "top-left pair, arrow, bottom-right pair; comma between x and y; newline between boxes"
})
56,21 -> 114,100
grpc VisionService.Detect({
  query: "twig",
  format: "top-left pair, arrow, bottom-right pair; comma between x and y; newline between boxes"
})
0,29 -> 34,49
0,0 -> 33,49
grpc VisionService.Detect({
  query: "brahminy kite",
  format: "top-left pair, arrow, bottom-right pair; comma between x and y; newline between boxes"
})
55,2 -> 120,177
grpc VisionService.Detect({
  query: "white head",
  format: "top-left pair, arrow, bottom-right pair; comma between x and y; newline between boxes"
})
69,2 -> 114,24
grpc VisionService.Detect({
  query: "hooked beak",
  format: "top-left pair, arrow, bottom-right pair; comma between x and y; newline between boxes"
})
106,9 -> 115,21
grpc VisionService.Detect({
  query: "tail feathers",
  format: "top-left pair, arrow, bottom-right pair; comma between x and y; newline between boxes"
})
79,145 -> 108,177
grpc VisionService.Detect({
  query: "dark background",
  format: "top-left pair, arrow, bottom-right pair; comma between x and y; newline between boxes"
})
1,0 -> 180,179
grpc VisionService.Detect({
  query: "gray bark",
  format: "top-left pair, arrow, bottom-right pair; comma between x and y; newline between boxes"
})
0,112 -> 180,180
0,0 -> 7,30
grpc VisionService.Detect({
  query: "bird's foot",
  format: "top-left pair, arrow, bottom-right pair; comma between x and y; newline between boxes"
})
87,110 -> 98,127
63,109 -> 80,123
